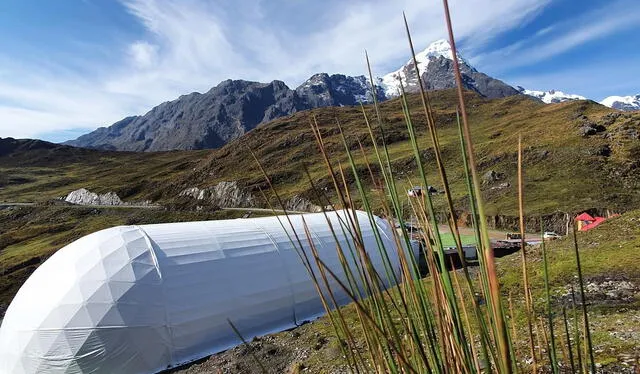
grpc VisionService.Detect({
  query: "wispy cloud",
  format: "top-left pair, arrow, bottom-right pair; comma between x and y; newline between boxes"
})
505,59 -> 640,100
0,0 -> 551,141
472,0 -> 640,72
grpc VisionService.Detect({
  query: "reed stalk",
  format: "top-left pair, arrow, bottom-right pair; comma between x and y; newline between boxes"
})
541,222 -> 559,373
572,223 -> 596,373
241,2 -> 599,373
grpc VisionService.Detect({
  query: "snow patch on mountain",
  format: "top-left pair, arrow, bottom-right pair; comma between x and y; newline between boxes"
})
295,73 -> 385,107
517,87 -> 586,104
378,39 -> 466,97
600,94 -> 640,111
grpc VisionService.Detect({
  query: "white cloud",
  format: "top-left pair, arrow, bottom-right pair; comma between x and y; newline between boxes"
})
128,41 -> 158,69
472,0 -> 640,73
0,0 -> 552,141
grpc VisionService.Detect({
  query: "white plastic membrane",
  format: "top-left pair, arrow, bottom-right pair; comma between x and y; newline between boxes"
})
0,210 -> 415,374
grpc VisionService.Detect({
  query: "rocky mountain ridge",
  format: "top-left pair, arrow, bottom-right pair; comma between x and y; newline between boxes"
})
601,94 -> 640,111
65,75 -> 388,151
378,39 -> 519,99
517,86 -> 587,104
65,40 -> 523,152
62,38 -> 637,152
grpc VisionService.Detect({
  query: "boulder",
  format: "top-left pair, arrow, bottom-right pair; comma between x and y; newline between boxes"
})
482,170 -> 503,184
64,188 -> 123,206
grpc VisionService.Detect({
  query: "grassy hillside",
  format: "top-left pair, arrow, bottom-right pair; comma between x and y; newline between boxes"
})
187,89 -> 640,216
0,137 -> 206,203
2,90 -> 639,216
1,90 -> 639,372
1,90 -> 639,312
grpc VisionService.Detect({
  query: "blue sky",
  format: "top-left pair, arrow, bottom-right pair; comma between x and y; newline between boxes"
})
1,0 -> 639,142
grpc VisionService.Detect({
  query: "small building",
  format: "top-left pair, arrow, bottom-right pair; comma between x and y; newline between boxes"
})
575,212 -> 595,231
580,216 -> 607,231
575,212 -> 617,232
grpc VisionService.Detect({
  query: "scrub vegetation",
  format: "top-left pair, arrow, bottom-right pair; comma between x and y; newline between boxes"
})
171,210 -> 640,373
204,7 -> 639,373
2,90 -> 640,216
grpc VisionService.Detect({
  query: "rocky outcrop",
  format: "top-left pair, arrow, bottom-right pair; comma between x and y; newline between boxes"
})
179,183 -> 323,212
284,195 -> 322,213
295,73 -> 384,107
482,170 -> 503,184
179,181 -> 256,208
65,188 -> 123,206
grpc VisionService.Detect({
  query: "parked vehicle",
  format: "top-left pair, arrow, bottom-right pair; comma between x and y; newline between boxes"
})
506,232 -> 522,240
543,231 -> 562,240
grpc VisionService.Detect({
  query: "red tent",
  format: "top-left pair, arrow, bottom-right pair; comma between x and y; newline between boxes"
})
580,217 -> 606,231
575,212 -> 595,222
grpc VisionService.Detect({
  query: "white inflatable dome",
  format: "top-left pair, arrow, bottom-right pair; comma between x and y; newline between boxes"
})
0,210 -> 413,374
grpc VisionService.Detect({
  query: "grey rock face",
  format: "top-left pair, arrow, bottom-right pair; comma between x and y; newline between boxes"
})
417,57 -> 519,99
66,80 -> 305,151
66,74 -> 386,152
179,181 -> 256,208
295,73 -> 385,107
482,170 -> 503,184
381,54 -> 519,99
179,182 -> 322,212
284,195 -> 322,212
65,188 -> 123,206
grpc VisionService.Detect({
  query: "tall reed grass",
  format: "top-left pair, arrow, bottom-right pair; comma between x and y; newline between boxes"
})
249,0 -> 596,372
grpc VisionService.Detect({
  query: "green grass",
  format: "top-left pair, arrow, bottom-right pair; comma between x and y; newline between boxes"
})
0,138 -> 207,203
497,212 -> 640,292
2,91 -> 639,218
439,232 -> 476,248
495,211 -> 640,366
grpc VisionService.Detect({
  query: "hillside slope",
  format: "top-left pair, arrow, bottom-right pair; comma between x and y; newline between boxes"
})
0,137 -> 205,203
65,40 -> 521,152
3,89 -> 640,216
183,89 -> 640,216
1,91 -> 639,371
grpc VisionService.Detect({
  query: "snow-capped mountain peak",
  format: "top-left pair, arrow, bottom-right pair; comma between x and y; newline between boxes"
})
517,87 -> 586,104
600,94 -> 640,111
413,39 -> 468,66
379,39 -> 468,97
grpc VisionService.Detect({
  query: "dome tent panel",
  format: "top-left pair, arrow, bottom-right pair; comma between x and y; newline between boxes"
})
263,211 -> 400,324
0,210 -> 412,373
141,219 -> 296,364
0,226 -> 171,374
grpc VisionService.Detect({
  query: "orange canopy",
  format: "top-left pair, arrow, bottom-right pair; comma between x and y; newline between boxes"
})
575,212 -> 595,222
